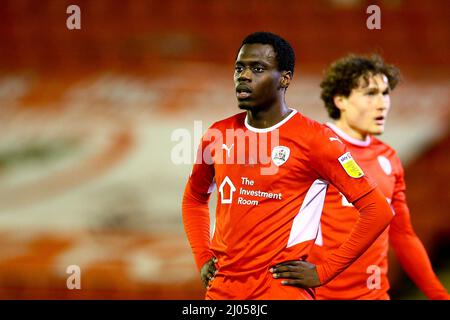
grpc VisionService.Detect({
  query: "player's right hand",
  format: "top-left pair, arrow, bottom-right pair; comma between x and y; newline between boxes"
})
200,257 -> 218,288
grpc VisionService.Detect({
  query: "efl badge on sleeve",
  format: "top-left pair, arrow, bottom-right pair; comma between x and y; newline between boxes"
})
271,146 -> 290,166
338,152 -> 364,178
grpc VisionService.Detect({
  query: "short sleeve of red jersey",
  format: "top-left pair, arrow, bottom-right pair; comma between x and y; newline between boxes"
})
308,125 -> 377,203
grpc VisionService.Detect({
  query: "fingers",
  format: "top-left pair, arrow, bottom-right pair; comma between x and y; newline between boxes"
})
273,260 -> 313,269
270,264 -> 309,276
278,279 -> 308,288
272,260 -> 303,268
207,258 -> 218,278
272,271 -> 304,280
202,276 -> 209,288
202,273 -> 214,288
269,262 -> 316,281
205,272 -> 217,289
208,263 -> 217,274
269,260 -> 321,288
270,265 -> 301,273
206,269 -> 217,281
272,271 -> 318,289
203,257 -> 218,288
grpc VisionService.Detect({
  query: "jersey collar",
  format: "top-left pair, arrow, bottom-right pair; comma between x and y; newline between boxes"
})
245,108 -> 297,133
326,122 -> 371,147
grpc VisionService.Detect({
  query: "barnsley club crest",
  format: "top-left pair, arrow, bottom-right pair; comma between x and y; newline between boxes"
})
271,146 -> 290,166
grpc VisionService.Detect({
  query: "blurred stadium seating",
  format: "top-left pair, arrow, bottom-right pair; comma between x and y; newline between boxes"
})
0,0 -> 448,299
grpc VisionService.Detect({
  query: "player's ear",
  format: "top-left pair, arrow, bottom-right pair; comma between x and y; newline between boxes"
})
280,71 -> 292,89
333,95 -> 347,112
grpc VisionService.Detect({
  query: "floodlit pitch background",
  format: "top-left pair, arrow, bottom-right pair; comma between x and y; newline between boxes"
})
0,0 -> 448,299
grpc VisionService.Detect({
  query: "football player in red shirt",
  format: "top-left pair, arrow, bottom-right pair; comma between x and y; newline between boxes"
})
182,33 -> 394,299
271,54 -> 449,300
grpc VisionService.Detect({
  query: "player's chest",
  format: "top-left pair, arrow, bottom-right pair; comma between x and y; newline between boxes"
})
352,150 -> 396,200
211,134 -> 312,191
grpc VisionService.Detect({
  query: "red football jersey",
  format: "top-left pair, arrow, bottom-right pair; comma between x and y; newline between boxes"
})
309,123 -> 397,299
310,122 -> 449,300
183,109 -> 377,299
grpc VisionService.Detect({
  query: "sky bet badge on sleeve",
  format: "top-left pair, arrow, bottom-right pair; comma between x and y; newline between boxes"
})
338,152 -> 364,178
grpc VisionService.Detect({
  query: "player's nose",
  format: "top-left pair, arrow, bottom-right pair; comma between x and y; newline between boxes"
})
376,94 -> 389,110
237,67 -> 252,82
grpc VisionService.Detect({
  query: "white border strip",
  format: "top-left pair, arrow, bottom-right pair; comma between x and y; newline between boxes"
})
245,108 -> 297,133
326,122 -> 371,147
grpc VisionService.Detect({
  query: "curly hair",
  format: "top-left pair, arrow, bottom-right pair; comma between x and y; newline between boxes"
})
320,54 -> 401,119
240,31 -> 296,75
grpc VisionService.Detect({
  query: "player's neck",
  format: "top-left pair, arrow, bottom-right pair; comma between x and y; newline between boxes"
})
246,102 -> 292,129
334,120 -> 368,141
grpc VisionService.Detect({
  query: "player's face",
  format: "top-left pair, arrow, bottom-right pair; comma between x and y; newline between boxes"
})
338,73 -> 391,140
234,44 -> 282,111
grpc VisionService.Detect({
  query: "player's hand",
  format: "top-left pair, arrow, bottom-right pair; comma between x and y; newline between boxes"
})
200,257 -> 218,288
270,260 -> 321,288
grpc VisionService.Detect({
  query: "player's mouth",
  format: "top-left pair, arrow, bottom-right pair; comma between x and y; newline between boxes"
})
236,84 -> 252,99
374,115 -> 385,125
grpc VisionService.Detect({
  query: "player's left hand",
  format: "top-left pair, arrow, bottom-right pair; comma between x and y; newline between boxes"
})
270,260 -> 321,288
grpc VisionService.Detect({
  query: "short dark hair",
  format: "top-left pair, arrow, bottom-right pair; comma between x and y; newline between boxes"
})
240,32 -> 295,74
320,54 -> 401,119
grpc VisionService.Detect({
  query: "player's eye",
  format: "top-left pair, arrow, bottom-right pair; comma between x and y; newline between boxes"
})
252,66 -> 264,73
382,89 -> 390,95
235,65 -> 244,73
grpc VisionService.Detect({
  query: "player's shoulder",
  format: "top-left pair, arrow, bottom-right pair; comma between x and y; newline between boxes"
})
291,112 -> 334,138
210,112 -> 246,130
370,136 -> 399,159
293,112 -> 321,128
370,136 -> 404,174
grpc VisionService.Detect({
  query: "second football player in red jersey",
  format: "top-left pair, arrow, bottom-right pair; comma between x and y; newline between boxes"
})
182,33 -> 394,300
272,54 -> 449,300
